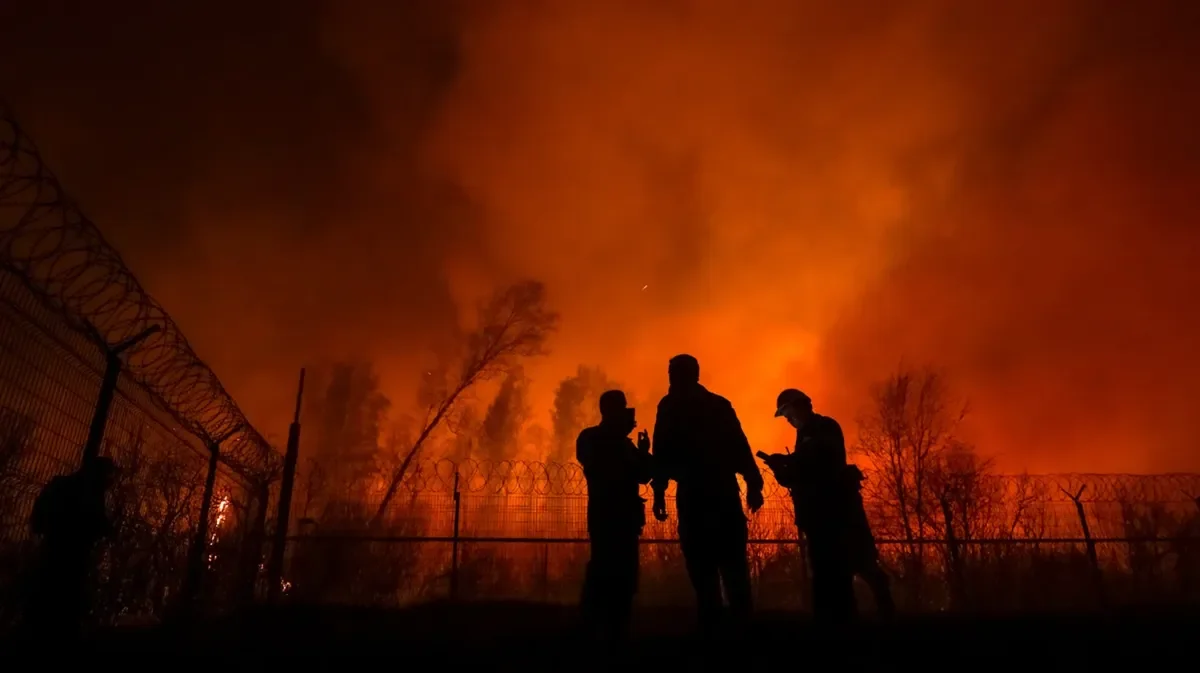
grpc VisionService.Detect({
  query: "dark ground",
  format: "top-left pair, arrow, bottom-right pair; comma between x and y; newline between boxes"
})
6,602 -> 1198,666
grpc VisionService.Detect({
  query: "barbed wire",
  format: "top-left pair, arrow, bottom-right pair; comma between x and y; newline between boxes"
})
0,100 -> 280,482
392,458 -> 1200,503
1010,472 -> 1200,504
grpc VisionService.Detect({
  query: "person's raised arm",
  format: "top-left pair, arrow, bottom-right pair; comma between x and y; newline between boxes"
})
634,430 -> 653,485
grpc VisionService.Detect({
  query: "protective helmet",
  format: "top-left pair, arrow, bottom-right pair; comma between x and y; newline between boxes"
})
774,388 -> 812,417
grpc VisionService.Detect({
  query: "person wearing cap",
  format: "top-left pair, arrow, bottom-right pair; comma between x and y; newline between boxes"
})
576,390 -> 653,642
768,389 -> 893,622
25,455 -> 118,638
650,354 -> 764,634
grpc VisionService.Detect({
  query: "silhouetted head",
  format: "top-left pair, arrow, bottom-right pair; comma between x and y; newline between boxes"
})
599,389 -> 636,434
774,388 -> 813,430
668,354 -> 700,387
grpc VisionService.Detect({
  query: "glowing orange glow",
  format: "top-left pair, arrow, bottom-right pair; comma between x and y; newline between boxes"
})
206,496 -> 231,568
9,3 -> 1199,475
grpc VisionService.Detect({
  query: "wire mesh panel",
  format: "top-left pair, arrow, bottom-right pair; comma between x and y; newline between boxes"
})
0,271 -> 255,625
280,458 -> 1200,613
0,101 -> 278,629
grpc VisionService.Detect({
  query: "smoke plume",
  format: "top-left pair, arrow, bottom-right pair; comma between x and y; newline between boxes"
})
2,0 -> 1198,472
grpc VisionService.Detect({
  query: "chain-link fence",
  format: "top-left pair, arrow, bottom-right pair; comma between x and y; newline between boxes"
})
0,101 -> 279,629
281,458 -> 1200,613
0,271 -> 266,625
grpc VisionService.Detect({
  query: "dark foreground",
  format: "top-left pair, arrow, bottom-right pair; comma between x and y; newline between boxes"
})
7,602 -> 1198,666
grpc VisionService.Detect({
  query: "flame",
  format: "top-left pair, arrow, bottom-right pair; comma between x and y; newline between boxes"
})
18,1 -> 1194,484
206,496 -> 232,568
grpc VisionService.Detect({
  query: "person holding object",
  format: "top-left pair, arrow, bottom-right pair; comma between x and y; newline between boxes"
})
762,388 -> 894,623
650,354 -> 764,635
576,390 -> 653,642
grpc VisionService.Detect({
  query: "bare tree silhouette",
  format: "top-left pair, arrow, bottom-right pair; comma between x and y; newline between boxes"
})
373,280 -> 559,523
306,362 -> 391,489
854,366 -> 969,604
928,441 -> 994,607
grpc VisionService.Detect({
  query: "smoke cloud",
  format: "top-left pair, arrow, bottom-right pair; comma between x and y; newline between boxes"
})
2,0 -> 1198,472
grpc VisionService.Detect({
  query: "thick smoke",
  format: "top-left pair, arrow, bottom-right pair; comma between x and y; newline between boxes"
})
3,1 -> 1198,472
550,366 -> 618,463
0,0 -> 470,433
479,367 -> 532,461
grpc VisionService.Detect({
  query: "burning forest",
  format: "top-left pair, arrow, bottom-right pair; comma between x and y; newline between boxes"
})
2,0 -> 1200,646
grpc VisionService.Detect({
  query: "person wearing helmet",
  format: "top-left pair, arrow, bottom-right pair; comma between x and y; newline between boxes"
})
650,354 -> 764,635
764,389 -> 893,623
576,390 -> 653,642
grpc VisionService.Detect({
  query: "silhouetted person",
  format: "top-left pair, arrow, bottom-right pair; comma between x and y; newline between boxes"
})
25,456 -> 117,639
577,390 -> 653,642
763,389 -> 894,623
651,354 -> 764,634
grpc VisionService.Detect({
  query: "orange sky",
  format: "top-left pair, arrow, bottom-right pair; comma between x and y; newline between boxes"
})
2,0 -> 1199,473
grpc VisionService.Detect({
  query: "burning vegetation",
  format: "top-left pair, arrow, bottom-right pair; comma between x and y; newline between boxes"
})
282,281 -> 1200,612
2,0 -> 1200,626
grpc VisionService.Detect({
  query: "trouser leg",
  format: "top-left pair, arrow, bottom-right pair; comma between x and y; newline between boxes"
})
808,535 -> 857,624
26,553 -> 87,640
679,523 -> 722,631
612,534 -> 640,637
582,537 -> 611,631
583,532 -> 640,638
716,516 -> 752,623
858,562 -> 895,619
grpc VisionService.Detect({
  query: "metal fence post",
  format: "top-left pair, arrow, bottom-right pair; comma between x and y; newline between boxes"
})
180,440 -> 221,612
942,503 -> 966,608
1065,485 -> 1106,607
180,424 -> 246,613
541,542 -> 550,600
267,369 -> 305,603
81,325 -> 160,465
450,469 -> 461,600
237,481 -> 271,606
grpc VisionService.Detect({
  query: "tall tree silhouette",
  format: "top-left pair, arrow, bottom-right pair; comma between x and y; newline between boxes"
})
854,365 -> 969,602
305,362 -> 391,495
480,366 -> 530,461
550,365 -> 615,464
373,280 -> 559,523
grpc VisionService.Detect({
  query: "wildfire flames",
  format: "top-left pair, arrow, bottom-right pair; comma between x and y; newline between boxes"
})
205,496 -> 230,568
206,496 -> 292,593
4,2 -> 1200,475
